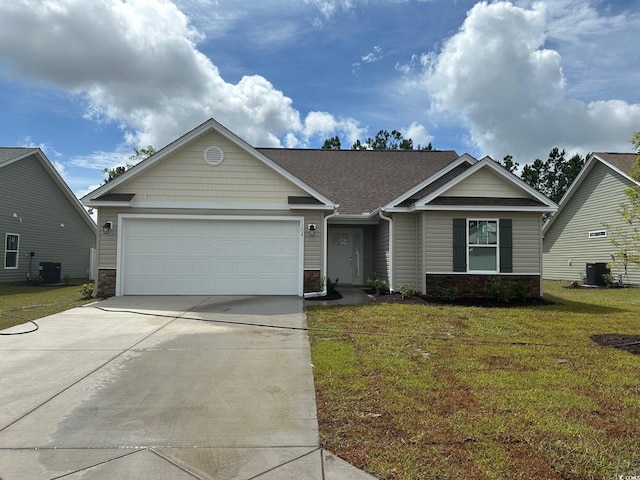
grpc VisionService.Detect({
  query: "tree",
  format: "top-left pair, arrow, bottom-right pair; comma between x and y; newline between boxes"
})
351,129 -> 414,150
498,154 -> 519,173
321,136 -> 341,150
606,131 -> 640,278
102,145 -> 155,184
519,148 -> 584,203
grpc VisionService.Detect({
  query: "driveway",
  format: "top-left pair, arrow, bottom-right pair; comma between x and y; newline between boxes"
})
0,296 -> 374,479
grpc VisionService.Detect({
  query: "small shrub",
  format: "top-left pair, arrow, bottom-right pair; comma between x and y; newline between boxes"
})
438,288 -> 455,303
399,283 -> 415,299
367,278 -> 390,295
326,277 -> 339,293
486,277 -> 508,302
570,279 -> 581,288
78,283 -> 94,300
507,281 -> 527,302
315,275 -> 325,292
601,273 -> 615,287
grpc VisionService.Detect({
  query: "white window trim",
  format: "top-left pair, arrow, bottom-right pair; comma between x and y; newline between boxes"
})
467,219 -> 499,273
4,233 -> 19,269
588,229 -> 607,239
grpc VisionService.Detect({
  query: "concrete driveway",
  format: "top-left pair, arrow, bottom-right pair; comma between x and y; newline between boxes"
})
0,296 -> 374,479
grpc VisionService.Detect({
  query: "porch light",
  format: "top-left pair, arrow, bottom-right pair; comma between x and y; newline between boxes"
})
308,224 -> 317,236
102,221 -> 113,234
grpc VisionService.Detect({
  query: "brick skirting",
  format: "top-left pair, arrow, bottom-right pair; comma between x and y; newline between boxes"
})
304,270 -> 322,293
97,269 -> 116,298
426,274 -> 540,299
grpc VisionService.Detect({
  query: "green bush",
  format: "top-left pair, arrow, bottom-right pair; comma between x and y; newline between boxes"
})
399,283 -> 415,299
326,277 -> 339,293
367,278 -> 390,295
78,283 -> 95,300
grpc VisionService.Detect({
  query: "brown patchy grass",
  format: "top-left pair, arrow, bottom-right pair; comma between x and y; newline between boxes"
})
307,281 -> 640,479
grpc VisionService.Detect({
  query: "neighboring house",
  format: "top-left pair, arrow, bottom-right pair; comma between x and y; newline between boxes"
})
1,148 -> 97,284
543,152 -> 640,285
81,119 -> 556,298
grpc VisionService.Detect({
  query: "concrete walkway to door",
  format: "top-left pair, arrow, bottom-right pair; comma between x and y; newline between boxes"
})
0,295 -> 375,479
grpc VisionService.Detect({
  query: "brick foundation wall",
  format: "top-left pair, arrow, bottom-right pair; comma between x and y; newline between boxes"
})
304,270 -> 321,293
426,274 -> 540,299
97,269 -> 116,298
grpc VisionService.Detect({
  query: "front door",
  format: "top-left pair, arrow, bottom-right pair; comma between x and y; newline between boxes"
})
328,228 -> 363,285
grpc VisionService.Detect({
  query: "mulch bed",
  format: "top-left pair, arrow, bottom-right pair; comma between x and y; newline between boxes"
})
591,334 -> 640,355
371,291 -> 552,308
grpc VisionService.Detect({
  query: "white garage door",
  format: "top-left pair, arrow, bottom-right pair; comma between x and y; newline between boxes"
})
119,217 -> 302,295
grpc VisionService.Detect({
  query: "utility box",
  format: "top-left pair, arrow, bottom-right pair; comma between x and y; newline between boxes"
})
586,262 -> 609,286
39,262 -> 61,284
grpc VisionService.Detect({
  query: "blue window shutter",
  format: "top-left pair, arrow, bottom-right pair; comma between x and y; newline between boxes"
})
500,218 -> 513,273
453,218 -> 466,272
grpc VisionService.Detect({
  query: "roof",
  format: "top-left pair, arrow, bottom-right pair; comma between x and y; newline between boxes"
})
543,152 -> 640,234
258,148 -> 460,214
0,147 -> 96,231
593,152 -> 638,176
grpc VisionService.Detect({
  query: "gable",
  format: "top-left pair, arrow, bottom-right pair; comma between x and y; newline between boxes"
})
442,165 -> 526,198
110,130 -> 310,206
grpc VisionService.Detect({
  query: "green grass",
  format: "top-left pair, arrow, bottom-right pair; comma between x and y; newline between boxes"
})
0,283 -> 95,331
307,281 -> 640,480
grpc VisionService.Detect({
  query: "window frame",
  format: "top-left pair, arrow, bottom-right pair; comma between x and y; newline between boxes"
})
467,219 -> 499,273
4,233 -> 19,269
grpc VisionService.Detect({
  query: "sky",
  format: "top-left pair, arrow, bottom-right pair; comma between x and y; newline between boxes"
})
0,0 -> 639,198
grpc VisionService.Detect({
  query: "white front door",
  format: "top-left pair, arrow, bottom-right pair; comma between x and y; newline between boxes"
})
328,228 -> 363,285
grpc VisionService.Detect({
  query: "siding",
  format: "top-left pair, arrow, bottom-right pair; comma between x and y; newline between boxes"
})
424,211 -> 542,274
373,220 -> 390,282
444,167 -> 526,198
1,156 -> 96,282
543,162 -> 639,284
115,130 -> 307,203
394,213 -> 418,287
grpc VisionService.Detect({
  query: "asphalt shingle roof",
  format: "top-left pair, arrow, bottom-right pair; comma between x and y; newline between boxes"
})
595,152 -> 638,176
258,148 -> 460,214
0,147 -> 32,166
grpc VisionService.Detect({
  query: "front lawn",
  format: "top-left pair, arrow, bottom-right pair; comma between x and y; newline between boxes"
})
0,283 -> 95,331
307,281 -> 640,480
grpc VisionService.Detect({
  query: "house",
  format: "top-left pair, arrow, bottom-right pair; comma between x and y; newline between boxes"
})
543,152 -> 640,285
1,148 -> 97,284
81,119 -> 557,298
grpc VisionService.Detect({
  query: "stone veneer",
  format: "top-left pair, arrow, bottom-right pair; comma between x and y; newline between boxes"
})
97,269 -> 116,298
426,274 -> 540,299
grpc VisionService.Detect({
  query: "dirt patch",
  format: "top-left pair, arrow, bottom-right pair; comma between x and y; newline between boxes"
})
591,334 -> 640,355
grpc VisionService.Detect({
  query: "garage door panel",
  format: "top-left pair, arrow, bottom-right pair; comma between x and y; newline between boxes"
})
121,218 -> 301,295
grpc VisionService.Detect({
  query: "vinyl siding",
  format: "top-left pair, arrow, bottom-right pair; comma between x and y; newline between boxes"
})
1,156 -> 96,282
443,167 -> 526,198
97,208 -> 322,270
424,211 -> 541,274
543,161 -> 639,284
114,130 -> 308,203
373,220 -> 390,282
393,213 -> 418,287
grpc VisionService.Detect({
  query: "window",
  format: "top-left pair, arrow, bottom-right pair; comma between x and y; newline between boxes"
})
5,234 -> 19,269
468,220 -> 498,271
453,218 -> 512,273
588,230 -> 607,239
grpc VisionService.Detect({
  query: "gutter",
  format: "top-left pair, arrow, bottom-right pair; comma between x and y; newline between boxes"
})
378,208 -> 394,292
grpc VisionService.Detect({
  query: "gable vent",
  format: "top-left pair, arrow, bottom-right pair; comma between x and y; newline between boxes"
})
204,146 -> 224,166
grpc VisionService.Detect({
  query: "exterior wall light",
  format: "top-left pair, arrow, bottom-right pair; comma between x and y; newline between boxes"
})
102,221 -> 113,234
308,224 -> 317,236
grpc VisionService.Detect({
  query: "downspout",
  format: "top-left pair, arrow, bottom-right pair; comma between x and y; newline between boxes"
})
379,208 -> 394,292
314,205 -> 339,297
539,214 -> 544,298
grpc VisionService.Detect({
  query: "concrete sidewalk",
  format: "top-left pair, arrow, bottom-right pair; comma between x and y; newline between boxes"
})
0,296 -> 375,479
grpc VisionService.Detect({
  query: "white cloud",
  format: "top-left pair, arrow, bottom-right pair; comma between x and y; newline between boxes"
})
410,1 -> 640,161
402,122 -> 432,149
0,0 -> 321,151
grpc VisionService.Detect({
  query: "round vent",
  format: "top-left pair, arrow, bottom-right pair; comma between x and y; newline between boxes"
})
203,146 -> 224,166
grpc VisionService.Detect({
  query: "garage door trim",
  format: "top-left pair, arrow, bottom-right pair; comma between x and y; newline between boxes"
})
115,214 -> 305,296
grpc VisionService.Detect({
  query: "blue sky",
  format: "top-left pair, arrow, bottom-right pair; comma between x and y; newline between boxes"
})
1,0 -> 639,197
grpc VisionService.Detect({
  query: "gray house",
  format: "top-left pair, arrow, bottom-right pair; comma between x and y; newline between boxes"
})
543,152 -> 640,285
1,148 -> 96,284
81,118 -> 556,298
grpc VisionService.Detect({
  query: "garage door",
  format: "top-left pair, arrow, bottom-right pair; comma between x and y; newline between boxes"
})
119,217 -> 302,295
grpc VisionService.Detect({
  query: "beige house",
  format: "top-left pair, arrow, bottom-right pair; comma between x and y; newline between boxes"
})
543,152 -> 640,285
81,119 -> 556,298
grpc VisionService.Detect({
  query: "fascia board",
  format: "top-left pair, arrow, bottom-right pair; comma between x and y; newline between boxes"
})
82,118 -> 335,208
417,205 -> 557,213
416,157 -> 558,209
385,154 -> 477,209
